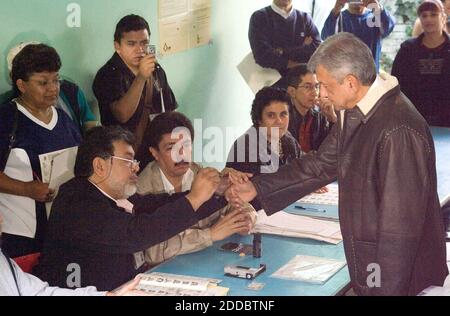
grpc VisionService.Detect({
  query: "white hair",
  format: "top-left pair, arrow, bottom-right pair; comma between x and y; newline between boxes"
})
308,32 -> 377,85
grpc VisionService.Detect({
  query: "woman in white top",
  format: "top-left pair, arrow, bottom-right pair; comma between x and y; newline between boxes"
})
0,44 -> 81,258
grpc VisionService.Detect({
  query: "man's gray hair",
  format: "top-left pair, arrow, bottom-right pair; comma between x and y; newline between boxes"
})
308,32 -> 377,86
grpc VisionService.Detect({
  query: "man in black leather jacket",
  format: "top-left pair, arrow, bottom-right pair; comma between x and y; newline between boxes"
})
228,33 -> 448,296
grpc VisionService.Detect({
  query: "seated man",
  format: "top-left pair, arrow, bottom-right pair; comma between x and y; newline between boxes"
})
249,0 -> 321,79
35,126 -> 230,291
137,112 -> 256,265
2,41 -> 98,133
93,14 -> 177,159
286,65 -> 335,153
0,213 -> 144,296
321,0 -> 395,72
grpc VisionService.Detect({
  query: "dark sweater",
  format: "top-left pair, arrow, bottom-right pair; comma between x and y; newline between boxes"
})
249,6 -> 321,74
392,32 -> 450,127
226,127 -> 302,176
35,177 -> 225,291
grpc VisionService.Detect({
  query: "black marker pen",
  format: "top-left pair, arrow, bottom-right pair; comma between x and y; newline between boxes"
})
253,233 -> 262,258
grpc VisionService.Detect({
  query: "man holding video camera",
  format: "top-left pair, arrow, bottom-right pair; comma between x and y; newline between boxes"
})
93,14 -> 178,159
321,0 -> 395,72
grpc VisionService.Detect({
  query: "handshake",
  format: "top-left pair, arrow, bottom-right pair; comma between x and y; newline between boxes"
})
185,167 -> 258,212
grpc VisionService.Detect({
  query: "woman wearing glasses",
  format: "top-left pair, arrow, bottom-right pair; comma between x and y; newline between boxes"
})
0,44 -> 81,258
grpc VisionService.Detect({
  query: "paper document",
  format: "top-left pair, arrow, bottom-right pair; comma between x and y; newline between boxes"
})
272,255 -> 347,284
158,0 -> 189,18
135,272 -> 228,296
39,146 -> 78,217
158,0 -> 211,56
237,52 -> 281,94
297,183 -> 339,206
252,210 -> 342,244
418,286 -> 450,296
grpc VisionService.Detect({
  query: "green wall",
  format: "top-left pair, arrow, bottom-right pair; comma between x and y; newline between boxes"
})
0,0 -> 272,168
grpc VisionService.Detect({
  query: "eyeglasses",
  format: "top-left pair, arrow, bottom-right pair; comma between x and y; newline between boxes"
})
28,78 -> 62,89
111,156 -> 140,170
297,84 -> 319,92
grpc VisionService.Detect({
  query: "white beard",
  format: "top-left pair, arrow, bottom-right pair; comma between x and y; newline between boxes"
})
124,184 -> 137,199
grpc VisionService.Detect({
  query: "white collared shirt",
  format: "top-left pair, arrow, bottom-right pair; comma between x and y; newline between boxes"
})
159,167 -> 195,195
88,180 -> 134,213
357,76 -> 384,116
340,73 -> 399,128
271,2 -> 295,19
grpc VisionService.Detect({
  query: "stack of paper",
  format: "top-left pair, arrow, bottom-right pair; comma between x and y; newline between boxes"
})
418,286 -> 450,296
272,255 -> 347,284
297,183 -> 339,206
39,146 -> 78,218
237,52 -> 281,94
135,272 -> 229,296
252,211 -> 342,244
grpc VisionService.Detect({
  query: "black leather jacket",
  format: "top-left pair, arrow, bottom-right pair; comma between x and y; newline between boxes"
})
252,86 -> 448,296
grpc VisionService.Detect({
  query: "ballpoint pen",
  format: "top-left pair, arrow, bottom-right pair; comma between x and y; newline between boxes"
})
294,205 -> 326,213
33,171 -> 42,183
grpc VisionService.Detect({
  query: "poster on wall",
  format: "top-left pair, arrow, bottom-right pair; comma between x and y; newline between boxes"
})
158,0 -> 211,56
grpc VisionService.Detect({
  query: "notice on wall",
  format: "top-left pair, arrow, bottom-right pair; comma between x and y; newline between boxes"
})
158,0 -> 211,56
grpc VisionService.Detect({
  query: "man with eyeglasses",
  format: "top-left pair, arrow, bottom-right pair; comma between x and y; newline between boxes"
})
35,126 -> 236,291
137,112 -> 256,266
286,64 -> 335,153
0,213 -> 151,296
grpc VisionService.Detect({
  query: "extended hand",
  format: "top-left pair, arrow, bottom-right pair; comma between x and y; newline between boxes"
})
187,168 -> 221,211
107,276 -> 150,296
216,168 -> 253,196
210,209 -> 253,242
225,181 -> 258,206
